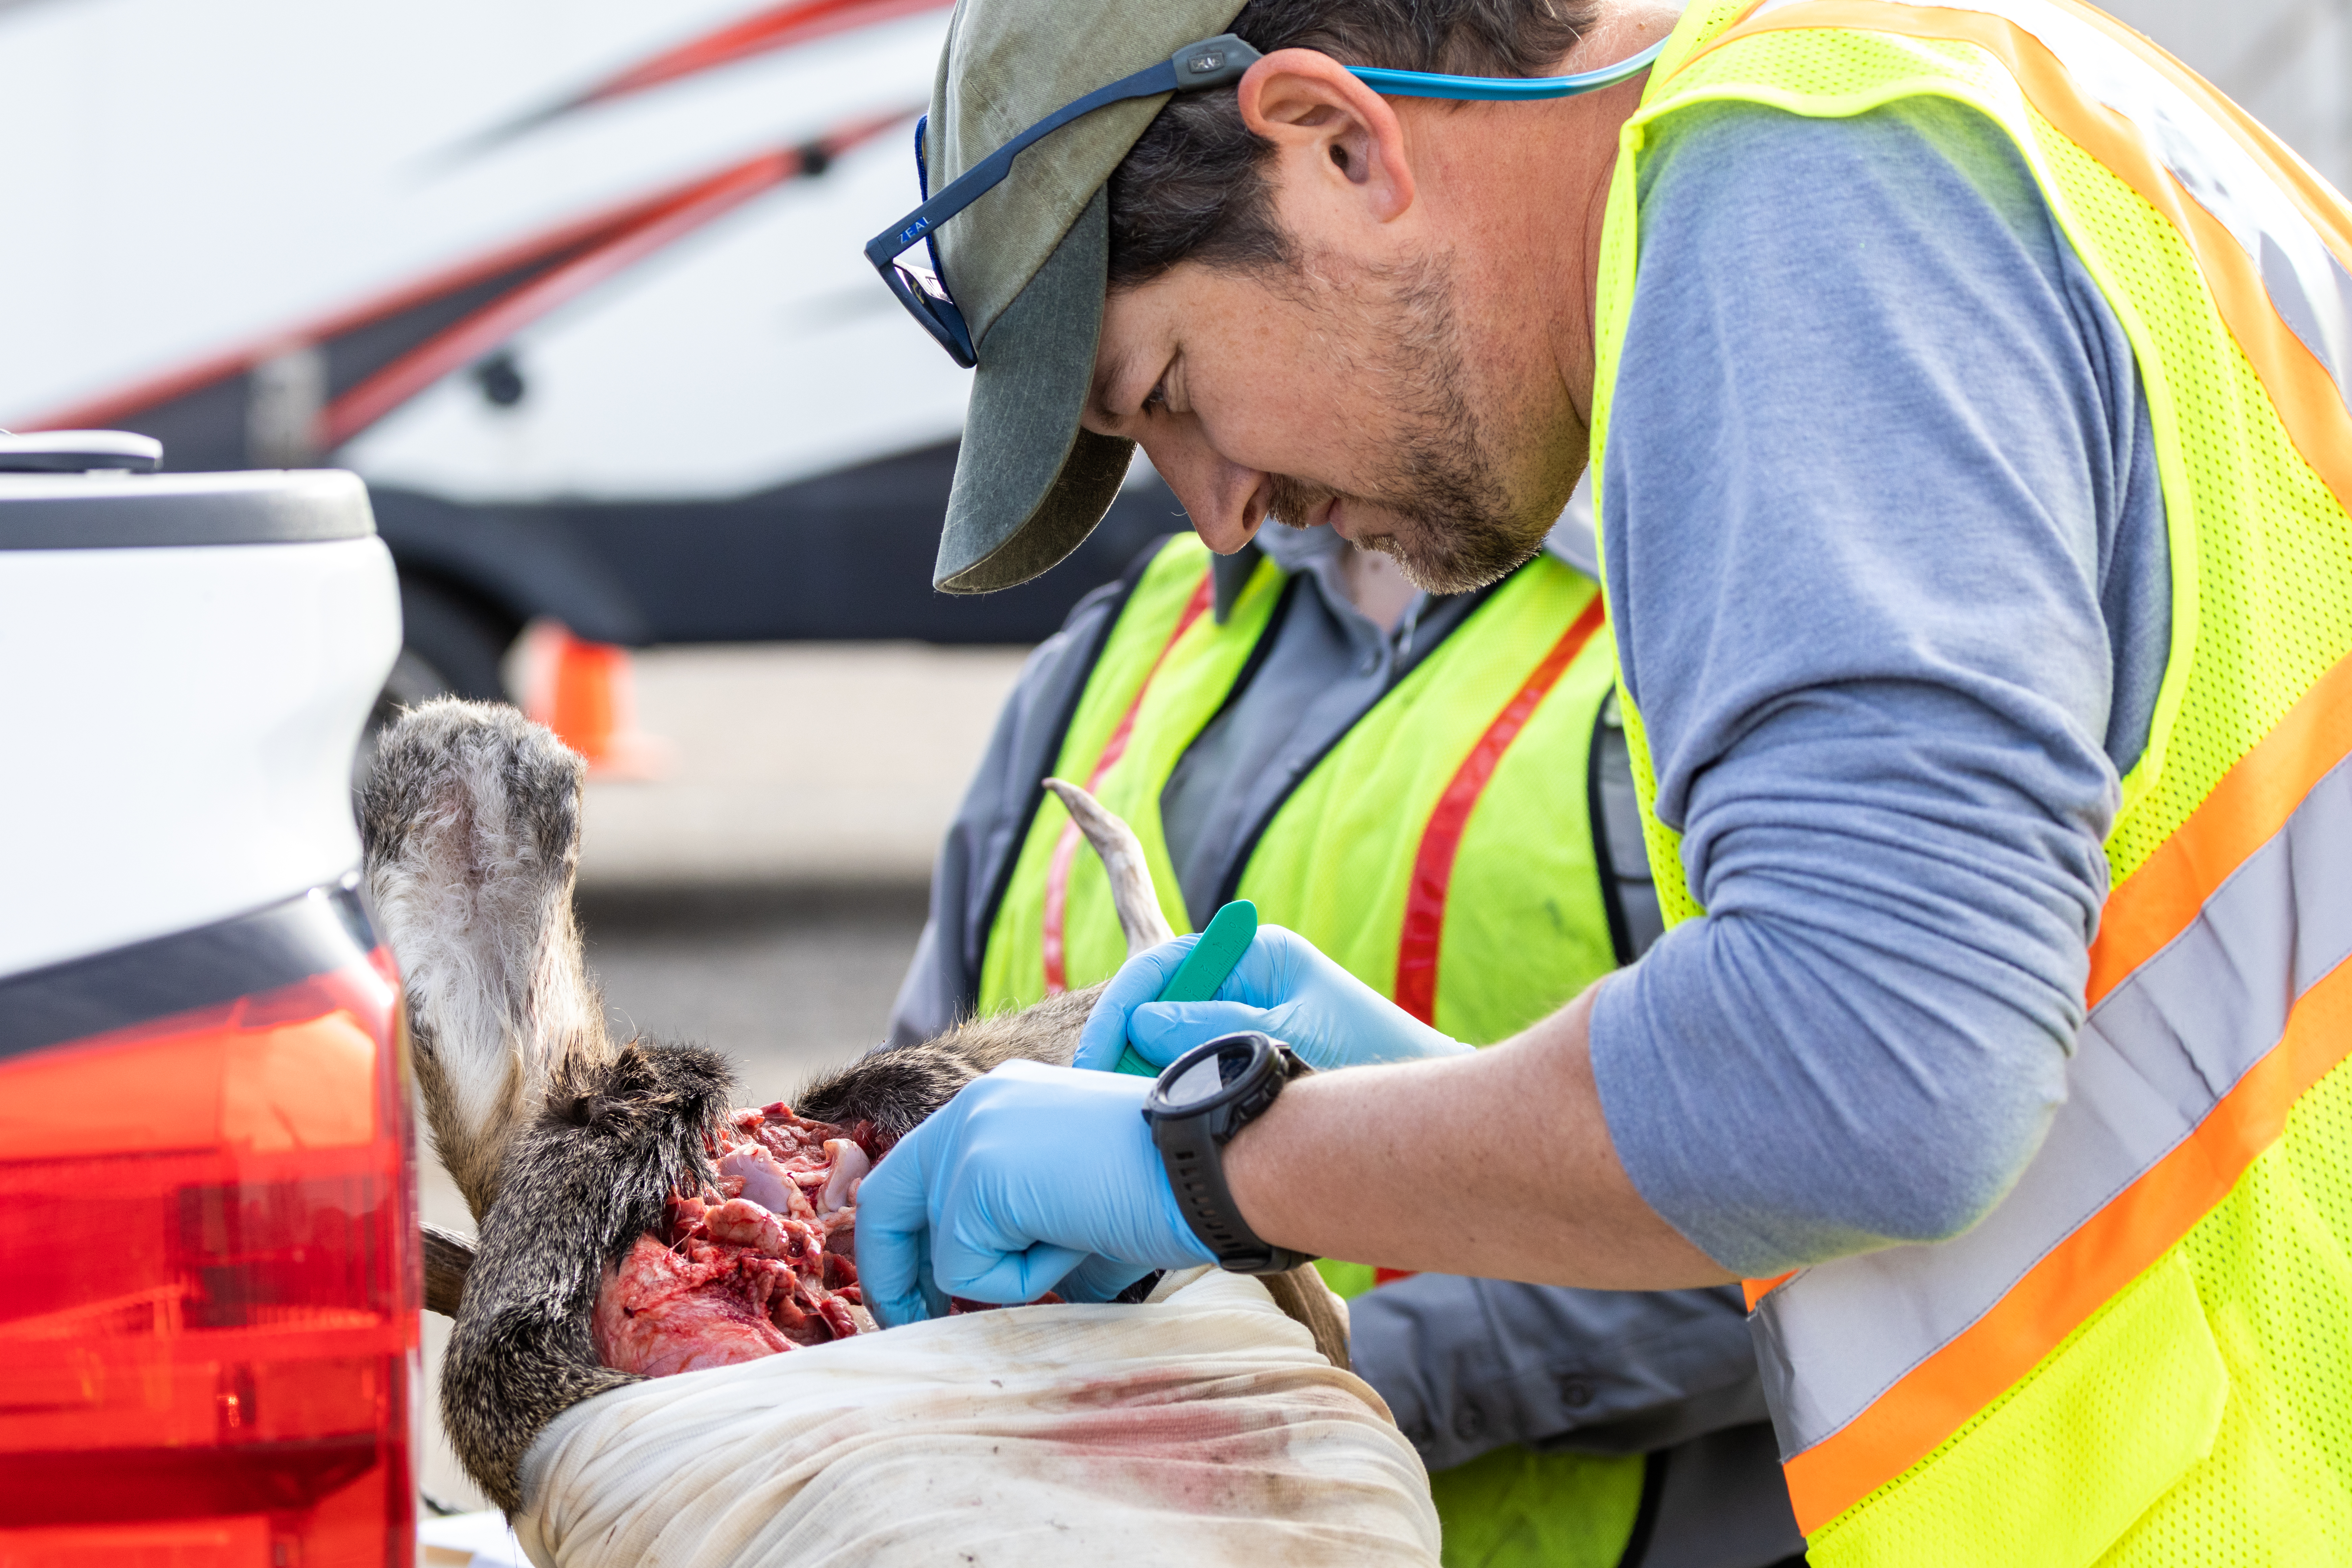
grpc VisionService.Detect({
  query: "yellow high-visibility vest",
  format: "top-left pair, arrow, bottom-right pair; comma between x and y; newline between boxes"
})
1590,3 -> 2352,1563
978,533 -> 1621,1048
977,532 -> 1644,1568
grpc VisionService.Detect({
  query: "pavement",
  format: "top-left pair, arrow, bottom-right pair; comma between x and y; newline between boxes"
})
416,639 -> 1026,1516
573,640 -> 1031,889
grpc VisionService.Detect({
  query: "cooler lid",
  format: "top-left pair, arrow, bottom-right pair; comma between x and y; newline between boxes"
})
0,433 -> 375,550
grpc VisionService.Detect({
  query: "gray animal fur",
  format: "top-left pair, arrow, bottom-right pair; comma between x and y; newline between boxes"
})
442,1038 -> 734,1510
792,984 -> 1098,1150
360,703 -> 1143,1508
422,1222 -> 476,1318
363,700 -> 1343,1516
360,700 -> 607,1226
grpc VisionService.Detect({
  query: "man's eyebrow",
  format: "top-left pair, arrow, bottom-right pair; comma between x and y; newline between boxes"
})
1089,346 -> 1140,423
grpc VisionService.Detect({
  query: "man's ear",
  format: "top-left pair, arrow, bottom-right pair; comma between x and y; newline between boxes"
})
1236,48 -> 1415,225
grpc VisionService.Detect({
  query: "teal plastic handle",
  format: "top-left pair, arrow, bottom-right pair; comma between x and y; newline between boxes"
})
1114,899 -> 1259,1077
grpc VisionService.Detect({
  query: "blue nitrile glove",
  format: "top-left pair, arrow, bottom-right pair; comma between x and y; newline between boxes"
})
1075,924 -> 1476,1075
853,1059 -> 1215,1326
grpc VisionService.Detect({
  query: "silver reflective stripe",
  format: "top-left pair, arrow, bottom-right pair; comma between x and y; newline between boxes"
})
1751,754 -> 2352,1459
1747,0 -> 2352,414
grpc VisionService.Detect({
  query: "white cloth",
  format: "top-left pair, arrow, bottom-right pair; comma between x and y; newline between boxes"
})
514,1268 -> 1439,1567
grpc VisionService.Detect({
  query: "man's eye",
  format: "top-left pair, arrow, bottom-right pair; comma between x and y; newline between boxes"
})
1142,382 -> 1168,412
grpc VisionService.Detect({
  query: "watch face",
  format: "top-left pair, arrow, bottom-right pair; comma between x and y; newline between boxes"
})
1163,1049 -> 1232,1110
1155,1032 -> 1268,1113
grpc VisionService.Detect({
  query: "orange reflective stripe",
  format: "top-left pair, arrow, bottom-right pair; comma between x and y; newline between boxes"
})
2092,650 -> 2352,1003
1394,597 -> 1608,1024
2051,0 -> 2352,269
1782,953 -> 2352,1531
1744,1271 -> 1796,1310
1762,649 -> 2352,1528
1039,571 -> 1215,994
1686,3 -> 2352,517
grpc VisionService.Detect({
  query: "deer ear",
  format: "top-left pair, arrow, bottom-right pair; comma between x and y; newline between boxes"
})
1041,778 -> 1175,956
361,699 -> 611,1225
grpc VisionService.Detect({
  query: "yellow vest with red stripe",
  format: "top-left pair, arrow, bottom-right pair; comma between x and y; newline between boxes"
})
978,533 -> 1619,1047
977,534 -> 1639,1566
1592,4 -> 2352,1563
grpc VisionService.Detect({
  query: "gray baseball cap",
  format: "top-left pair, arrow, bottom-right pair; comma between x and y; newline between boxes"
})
925,0 -> 1248,593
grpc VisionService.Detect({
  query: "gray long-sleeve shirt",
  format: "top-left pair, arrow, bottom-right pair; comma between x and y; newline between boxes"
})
1589,96 -> 2170,1279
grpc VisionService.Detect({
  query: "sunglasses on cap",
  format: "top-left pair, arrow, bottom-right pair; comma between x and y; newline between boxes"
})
864,31 -> 1669,368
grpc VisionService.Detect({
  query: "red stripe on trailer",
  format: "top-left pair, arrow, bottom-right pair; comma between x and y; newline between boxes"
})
322,115 -> 907,447
578,0 -> 947,111
22,112 -> 911,445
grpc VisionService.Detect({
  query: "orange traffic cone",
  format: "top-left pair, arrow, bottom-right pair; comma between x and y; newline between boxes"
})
515,619 -> 671,779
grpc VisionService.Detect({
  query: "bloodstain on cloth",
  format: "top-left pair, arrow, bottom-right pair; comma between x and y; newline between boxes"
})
592,1102 -> 881,1376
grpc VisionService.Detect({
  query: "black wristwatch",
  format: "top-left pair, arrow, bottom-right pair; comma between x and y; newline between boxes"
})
1142,1030 -> 1316,1275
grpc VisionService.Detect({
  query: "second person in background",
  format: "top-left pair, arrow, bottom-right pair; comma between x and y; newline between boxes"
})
891,482 -> 1805,1568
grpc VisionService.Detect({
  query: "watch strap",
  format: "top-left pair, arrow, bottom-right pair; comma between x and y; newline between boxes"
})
1149,1042 -> 1313,1275
1153,1110 -> 1312,1274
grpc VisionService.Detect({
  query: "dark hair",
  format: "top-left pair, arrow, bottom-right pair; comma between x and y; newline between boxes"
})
1107,0 -> 1598,286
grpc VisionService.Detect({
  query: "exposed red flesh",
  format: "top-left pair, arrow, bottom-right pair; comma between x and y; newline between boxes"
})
592,1235 -> 793,1376
591,1102 -> 872,1378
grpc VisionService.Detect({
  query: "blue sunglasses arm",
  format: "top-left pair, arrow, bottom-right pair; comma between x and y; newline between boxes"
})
1349,35 -> 1667,100
864,34 -> 1665,270
864,57 -> 1180,267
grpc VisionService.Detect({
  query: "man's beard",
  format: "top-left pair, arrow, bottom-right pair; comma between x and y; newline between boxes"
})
1264,252 -> 1559,595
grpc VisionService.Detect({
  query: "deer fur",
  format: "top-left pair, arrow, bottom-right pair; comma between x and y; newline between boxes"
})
362,700 -> 1348,1513
360,702 -> 609,1225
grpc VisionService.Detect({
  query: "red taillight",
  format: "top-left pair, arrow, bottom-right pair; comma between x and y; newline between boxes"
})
0,888 -> 418,1567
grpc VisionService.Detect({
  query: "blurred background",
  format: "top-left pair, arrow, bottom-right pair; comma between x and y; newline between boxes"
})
4,0 -> 2347,1517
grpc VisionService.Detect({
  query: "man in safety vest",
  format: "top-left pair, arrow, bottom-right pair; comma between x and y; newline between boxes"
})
856,0 -> 2352,1560
890,491 -> 1803,1566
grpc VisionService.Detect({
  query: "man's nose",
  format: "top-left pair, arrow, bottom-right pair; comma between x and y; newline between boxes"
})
1146,439 -> 1266,555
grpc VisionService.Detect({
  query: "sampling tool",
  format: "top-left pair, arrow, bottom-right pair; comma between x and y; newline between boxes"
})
1114,899 -> 1258,1077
